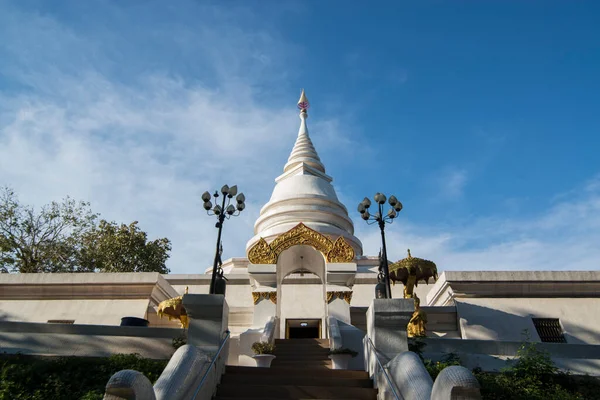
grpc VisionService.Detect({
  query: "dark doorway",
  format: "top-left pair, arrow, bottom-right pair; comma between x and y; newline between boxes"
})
289,326 -> 319,338
286,319 -> 321,339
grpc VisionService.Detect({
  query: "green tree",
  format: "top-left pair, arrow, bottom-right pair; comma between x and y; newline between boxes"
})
0,187 -> 98,273
0,187 -> 171,274
79,220 -> 171,274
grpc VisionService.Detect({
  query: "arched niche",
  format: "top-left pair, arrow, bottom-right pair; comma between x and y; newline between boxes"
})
276,245 -> 327,338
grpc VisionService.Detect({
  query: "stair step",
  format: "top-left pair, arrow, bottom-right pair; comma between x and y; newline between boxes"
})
275,339 -> 329,344
271,361 -> 332,366
273,348 -> 330,353
271,354 -> 330,360
215,384 -> 377,400
221,374 -> 373,388
226,366 -> 369,379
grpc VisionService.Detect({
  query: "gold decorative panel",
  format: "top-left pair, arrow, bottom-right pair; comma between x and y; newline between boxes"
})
247,238 -> 277,264
326,237 -> 355,263
252,291 -> 277,305
269,223 -> 333,257
247,223 -> 355,264
326,291 -> 353,304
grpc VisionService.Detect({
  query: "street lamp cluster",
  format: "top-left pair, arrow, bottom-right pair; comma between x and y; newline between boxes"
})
357,193 -> 403,299
201,186 -> 402,300
202,185 -> 246,295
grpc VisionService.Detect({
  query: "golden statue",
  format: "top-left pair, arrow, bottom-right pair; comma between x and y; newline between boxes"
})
407,295 -> 427,337
388,250 -> 437,338
157,286 -> 189,328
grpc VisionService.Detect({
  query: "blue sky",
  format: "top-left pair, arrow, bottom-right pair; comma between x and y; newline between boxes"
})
1,0 -> 599,272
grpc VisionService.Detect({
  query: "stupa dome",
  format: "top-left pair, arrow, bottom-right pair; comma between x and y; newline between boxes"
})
246,91 -> 363,256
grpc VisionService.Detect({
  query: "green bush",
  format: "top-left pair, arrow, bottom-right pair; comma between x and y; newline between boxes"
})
0,353 -> 168,400
408,334 -> 600,400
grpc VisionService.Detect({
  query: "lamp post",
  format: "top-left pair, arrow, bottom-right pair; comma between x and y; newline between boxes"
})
202,185 -> 246,295
357,193 -> 403,299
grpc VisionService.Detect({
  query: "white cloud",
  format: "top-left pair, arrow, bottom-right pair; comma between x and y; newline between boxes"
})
0,3 -> 337,273
434,167 -> 468,199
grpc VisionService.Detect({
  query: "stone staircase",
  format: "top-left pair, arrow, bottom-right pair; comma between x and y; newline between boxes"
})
214,338 -> 377,399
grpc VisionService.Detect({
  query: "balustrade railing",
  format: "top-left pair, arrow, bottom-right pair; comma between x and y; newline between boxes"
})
191,330 -> 231,400
365,336 -> 402,400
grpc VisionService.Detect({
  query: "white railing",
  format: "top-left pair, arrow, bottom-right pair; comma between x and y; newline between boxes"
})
365,336 -> 402,400
191,330 -> 230,400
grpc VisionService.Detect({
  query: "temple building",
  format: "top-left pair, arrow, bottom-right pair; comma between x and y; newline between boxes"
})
0,91 -> 599,377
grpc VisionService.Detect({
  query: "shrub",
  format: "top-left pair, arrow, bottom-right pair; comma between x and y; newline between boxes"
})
407,332 -> 600,399
251,341 -> 275,355
0,353 -> 167,400
424,352 -> 462,381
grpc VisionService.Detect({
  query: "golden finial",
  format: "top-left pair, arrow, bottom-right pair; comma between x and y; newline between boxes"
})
184,286 -> 189,294
297,89 -> 309,111
407,249 -> 412,258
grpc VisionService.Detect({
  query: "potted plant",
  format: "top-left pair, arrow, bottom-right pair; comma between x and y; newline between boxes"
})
251,341 -> 276,368
328,348 -> 358,370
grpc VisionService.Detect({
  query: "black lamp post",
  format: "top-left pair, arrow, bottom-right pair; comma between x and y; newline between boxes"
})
202,185 -> 246,295
357,193 -> 403,299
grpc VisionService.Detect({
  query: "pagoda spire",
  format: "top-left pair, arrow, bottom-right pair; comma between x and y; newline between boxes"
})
284,90 -> 326,173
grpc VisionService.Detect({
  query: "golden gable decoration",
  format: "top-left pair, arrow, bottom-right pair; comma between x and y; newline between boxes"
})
248,238 -> 277,264
326,237 -> 355,263
247,223 -> 355,264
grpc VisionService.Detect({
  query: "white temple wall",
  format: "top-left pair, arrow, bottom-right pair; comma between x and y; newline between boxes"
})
279,284 -> 327,338
348,282 -> 433,308
0,299 -> 150,326
456,297 -> 600,344
253,297 -> 276,328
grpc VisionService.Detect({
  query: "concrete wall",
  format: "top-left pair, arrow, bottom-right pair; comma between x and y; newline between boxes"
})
456,297 -> 600,344
0,299 -> 151,326
0,321 -> 181,359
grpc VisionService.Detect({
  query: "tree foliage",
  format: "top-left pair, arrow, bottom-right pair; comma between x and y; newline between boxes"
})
79,220 -> 171,274
0,187 -> 171,274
